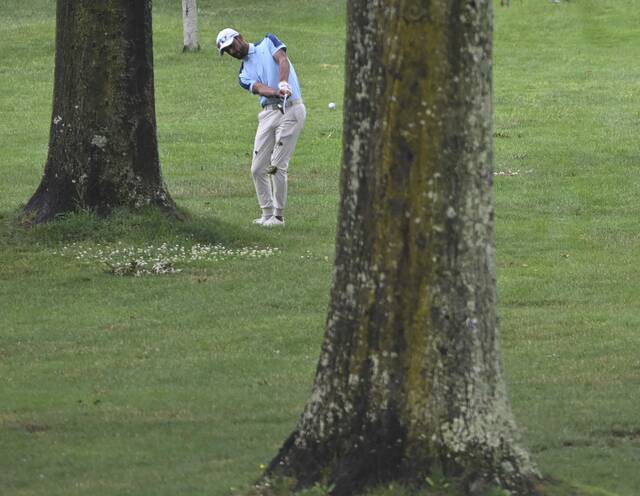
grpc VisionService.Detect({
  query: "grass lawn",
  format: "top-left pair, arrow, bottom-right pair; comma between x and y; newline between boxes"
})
1,1 -> 638,495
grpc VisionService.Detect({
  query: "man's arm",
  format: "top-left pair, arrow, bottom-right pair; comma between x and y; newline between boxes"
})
251,50 -> 290,98
251,82 -> 281,98
272,49 -> 291,94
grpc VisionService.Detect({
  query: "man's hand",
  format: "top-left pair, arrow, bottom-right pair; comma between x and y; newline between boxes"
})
278,81 -> 292,97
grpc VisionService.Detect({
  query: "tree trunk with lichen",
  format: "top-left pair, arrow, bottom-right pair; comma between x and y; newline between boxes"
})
263,1 -> 540,495
182,0 -> 200,52
23,0 -> 175,224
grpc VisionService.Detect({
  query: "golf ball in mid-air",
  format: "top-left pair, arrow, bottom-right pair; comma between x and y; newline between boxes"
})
328,102 -> 336,110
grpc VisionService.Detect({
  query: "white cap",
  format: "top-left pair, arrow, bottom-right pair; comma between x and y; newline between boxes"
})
216,28 -> 239,55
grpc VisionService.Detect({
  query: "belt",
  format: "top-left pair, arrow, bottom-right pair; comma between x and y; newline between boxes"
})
262,99 -> 303,111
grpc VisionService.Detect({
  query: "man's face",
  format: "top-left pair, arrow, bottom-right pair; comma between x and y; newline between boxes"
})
224,37 -> 247,59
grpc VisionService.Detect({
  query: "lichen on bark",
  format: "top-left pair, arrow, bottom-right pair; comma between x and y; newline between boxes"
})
261,1 -> 540,495
23,0 -> 175,224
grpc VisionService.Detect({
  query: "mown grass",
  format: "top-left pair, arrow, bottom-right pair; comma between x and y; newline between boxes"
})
1,1 -> 639,495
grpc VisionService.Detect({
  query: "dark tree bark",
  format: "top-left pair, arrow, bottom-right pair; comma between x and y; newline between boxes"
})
263,1 -> 539,495
23,0 -> 175,223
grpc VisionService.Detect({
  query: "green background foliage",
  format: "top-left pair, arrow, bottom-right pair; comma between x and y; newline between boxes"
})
0,1 -> 638,495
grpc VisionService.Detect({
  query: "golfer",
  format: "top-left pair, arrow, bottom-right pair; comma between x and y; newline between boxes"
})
216,28 -> 306,227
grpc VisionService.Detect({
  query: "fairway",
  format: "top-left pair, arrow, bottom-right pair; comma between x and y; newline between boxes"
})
1,1 -> 639,495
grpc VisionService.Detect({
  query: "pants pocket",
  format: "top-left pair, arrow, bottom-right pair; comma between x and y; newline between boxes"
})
294,104 -> 307,124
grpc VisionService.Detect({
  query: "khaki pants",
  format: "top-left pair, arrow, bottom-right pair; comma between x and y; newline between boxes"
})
251,102 -> 306,217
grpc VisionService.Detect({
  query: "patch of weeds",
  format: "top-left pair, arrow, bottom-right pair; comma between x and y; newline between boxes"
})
54,241 -> 279,276
106,260 -> 180,277
494,169 -> 520,176
299,250 -> 331,263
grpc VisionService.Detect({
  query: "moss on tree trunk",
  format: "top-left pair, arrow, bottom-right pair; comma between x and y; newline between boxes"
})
23,0 -> 175,223
262,1 -> 540,494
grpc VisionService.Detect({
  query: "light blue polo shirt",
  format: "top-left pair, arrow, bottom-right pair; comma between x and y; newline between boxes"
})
238,34 -> 302,107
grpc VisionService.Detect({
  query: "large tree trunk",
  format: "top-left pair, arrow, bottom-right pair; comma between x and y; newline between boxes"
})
264,1 -> 539,494
182,0 -> 200,52
23,0 -> 175,223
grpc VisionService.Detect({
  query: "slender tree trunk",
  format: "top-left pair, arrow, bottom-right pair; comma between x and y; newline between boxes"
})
23,0 -> 175,224
264,1 -> 539,494
182,0 -> 200,52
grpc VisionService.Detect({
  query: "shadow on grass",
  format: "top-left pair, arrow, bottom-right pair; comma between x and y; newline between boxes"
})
241,476 -> 618,496
0,205 -> 271,248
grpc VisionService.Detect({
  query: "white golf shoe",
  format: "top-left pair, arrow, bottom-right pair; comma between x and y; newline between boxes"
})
253,216 -> 272,225
262,216 -> 285,227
